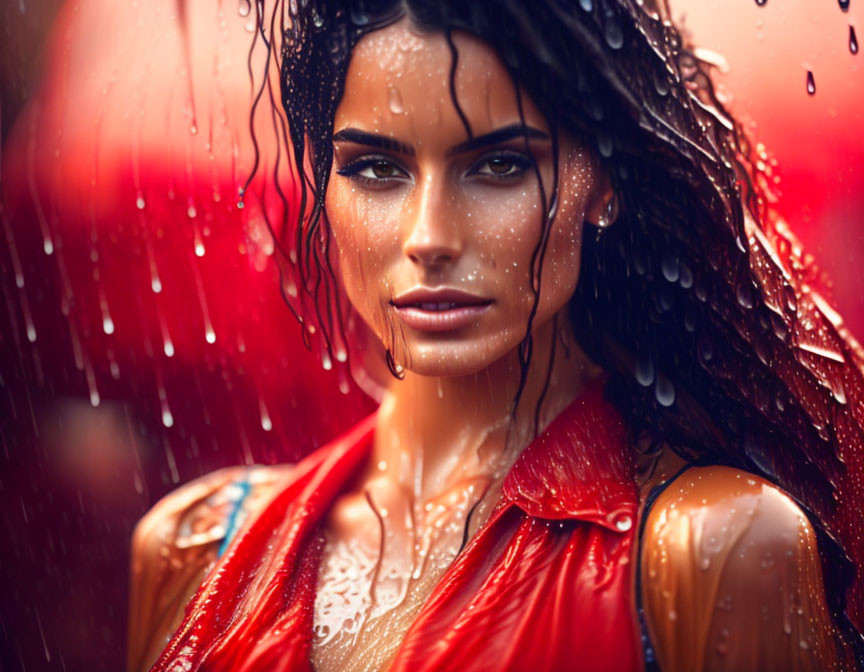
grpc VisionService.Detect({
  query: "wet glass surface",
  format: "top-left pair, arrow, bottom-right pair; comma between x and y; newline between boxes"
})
0,1 -> 862,670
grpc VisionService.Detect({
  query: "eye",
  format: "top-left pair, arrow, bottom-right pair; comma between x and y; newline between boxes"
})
336,156 -> 409,186
468,152 -> 533,181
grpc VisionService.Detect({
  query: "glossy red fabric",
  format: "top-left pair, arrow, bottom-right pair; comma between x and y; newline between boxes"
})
151,380 -> 643,672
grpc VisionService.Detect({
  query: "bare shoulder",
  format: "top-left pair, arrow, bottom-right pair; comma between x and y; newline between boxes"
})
128,464 -> 292,672
640,465 -> 850,672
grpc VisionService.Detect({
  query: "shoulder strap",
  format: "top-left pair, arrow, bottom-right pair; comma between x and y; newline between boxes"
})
634,463 -> 695,672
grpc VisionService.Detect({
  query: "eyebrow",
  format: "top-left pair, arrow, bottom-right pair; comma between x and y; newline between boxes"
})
331,123 -> 550,158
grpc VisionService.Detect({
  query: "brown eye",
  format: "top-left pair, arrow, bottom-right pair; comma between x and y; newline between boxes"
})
371,161 -> 396,178
487,157 -> 515,175
468,152 -> 532,181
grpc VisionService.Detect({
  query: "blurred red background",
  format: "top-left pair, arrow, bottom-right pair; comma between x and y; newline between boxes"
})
0,1 -> 861,670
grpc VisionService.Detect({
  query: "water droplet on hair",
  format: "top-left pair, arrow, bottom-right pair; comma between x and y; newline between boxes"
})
806,70 -> 816,95
655,374 -> 675,407
736,281 -> 755,309
635,357 -> 655,387
350,5 -> 370,25
597,134 -> 613,158
832,380 -> 848,405
604,22 -> 624,50
661,256 -> 680,283
679,263 -> 693,289
697,334 -> 714,366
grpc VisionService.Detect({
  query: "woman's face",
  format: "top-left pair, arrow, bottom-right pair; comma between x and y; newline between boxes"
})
325,18 -> 612,377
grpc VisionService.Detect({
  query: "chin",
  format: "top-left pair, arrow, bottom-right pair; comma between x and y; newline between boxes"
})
401,336 -> 519,378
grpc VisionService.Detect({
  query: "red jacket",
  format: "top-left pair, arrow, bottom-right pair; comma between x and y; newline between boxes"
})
152,381 -> 643,671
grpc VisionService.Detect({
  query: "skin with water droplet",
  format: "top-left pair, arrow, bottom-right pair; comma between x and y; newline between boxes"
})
312,19 -> 611,672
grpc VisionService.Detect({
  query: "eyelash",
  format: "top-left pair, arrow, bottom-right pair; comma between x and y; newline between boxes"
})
335,151 -> 534,186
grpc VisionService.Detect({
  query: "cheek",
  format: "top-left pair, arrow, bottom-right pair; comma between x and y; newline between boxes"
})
325,183 -> 400,323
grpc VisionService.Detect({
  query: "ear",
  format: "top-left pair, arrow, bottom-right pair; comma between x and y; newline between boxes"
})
583,168 -> 618,229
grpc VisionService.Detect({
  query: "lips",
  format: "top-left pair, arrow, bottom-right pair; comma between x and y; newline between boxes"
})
390,287 -> 493,332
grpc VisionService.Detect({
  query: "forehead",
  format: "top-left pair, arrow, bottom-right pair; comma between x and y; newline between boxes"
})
334,17 -> 548,142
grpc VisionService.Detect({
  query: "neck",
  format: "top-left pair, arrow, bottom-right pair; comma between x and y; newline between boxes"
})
373,309 -> 601,501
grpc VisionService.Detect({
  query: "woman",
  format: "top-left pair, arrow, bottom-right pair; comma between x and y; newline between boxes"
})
129,1 -> 864,670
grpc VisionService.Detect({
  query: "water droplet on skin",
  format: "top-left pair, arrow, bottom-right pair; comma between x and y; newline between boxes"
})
806,70 -> 816,96
850,26 -> 859,55
755,0 -> 767,6
839,0 -> 850,11
388,87 -> 404,114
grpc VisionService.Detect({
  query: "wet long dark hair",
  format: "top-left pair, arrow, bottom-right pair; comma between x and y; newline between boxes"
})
244,0 -> 864,652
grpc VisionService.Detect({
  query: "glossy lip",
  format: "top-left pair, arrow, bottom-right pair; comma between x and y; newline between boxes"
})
390,287 -> 493,333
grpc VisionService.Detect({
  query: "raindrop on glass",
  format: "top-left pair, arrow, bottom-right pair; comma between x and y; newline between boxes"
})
806,70 -> 816,96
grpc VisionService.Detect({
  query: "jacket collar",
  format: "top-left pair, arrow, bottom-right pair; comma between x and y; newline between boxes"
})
312,377 -> 637,535
500,377 -> 638,533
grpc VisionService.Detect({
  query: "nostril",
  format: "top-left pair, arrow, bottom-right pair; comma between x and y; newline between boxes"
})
407,250 -> 454,267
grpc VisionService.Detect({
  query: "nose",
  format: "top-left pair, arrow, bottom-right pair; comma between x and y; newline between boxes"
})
402,173 -> 463,270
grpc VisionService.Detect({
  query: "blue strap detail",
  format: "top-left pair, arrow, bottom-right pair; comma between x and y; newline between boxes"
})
218,480 -> 252,557
635,463 -> 695,671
